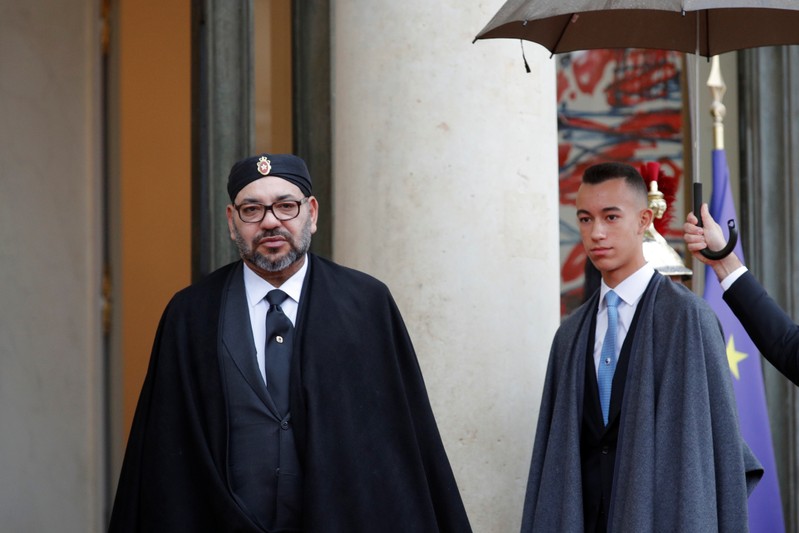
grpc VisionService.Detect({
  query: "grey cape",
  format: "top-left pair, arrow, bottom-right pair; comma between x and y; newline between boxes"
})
520,273 -> 762,532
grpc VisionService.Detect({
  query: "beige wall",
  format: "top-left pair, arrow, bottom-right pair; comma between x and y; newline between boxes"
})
254,0 -> 293,154
331,2 -> 560,530
0,0 -> 104,530
115,0 -> 191,436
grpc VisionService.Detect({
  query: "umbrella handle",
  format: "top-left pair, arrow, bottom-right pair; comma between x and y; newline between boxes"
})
692,182 -> 738,260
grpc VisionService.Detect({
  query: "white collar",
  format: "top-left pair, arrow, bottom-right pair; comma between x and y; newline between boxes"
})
599,263 -> 655,308
242,255 -> 309,306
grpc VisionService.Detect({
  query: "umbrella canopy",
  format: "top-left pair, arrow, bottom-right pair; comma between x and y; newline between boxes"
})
475,0 -> 799,57
475,0 -> 799,259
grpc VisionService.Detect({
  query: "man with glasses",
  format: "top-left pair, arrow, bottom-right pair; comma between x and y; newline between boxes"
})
109,153 -> 471,533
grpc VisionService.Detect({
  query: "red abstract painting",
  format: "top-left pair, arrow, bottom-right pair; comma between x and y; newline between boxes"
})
558,49 -> 686,315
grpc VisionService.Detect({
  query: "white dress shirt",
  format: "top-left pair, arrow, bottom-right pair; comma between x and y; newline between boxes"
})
721,265 -> 748,290
242,256 -> 309,384
593,263 -> 656,375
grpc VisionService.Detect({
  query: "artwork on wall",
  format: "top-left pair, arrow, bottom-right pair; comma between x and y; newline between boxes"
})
558,49 -> 686,315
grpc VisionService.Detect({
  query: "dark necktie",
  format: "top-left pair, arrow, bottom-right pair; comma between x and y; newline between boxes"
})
265,289 -> 293,417
597,290 -> 621,426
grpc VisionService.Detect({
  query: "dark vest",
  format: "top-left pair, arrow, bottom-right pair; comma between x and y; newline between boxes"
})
220,265 -> 302,532
580,287 -> 648,533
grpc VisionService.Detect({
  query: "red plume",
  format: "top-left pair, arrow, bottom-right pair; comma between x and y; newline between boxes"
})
639,161 -> 678,235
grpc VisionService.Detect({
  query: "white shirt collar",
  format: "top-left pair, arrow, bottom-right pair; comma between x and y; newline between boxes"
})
242,255 -> 309,307
599,262 -> 655,309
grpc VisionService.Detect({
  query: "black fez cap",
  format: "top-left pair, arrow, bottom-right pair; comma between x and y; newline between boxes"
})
227,153 -> 312,201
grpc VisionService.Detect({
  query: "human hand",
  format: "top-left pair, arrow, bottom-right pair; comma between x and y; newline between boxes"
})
683,203 -> 743,278
683,204 -> 725,261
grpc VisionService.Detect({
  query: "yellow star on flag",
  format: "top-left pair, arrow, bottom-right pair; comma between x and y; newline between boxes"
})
726,335 -> 749,380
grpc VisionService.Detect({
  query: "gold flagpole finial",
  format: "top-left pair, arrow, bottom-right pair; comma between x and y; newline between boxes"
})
707,56 -> 726,151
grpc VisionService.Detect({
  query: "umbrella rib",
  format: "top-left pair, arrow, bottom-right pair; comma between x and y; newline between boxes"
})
551,14 -> 574,57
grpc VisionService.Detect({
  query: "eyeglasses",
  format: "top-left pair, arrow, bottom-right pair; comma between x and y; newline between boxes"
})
234,198 -> 308,223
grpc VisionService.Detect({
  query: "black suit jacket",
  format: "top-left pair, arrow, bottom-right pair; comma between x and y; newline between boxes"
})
221,263 -> 301,531
724,271 -> 799,385
581,281 -> 650,533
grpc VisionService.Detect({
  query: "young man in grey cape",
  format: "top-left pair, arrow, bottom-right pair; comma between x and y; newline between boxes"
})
520,162 -> 762,532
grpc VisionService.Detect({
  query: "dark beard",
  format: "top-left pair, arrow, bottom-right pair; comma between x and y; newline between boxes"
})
233,217 -> 313,272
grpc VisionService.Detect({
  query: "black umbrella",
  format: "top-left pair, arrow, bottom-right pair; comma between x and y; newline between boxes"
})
474,0 -> 799,258
475,1 -> 799,57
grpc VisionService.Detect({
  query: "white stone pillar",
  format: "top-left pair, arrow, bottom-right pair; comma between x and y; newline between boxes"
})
0,0 -> 104,531
332,3 -> 560,530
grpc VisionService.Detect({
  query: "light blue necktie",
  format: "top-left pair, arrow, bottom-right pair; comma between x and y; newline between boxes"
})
598,290 -> 621,426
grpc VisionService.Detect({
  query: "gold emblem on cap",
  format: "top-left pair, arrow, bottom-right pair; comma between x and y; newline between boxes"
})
257,156 -> 272,176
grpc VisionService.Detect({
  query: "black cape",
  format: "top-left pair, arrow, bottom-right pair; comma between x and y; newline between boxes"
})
109,255 -> 471,532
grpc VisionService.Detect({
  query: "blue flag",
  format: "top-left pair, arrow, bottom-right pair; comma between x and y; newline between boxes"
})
704,148 -> 785,532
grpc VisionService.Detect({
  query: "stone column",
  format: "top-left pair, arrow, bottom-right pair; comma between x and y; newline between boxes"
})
192,0 -> 254,277
739,45 -> 799,531
0,0 -> 105,531
331,3 -> 560,530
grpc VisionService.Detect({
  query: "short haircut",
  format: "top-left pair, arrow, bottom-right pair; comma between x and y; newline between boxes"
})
582,162 -> 648,203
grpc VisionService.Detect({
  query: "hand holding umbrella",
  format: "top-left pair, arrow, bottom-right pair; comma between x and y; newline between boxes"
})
684,202 -> 743,274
